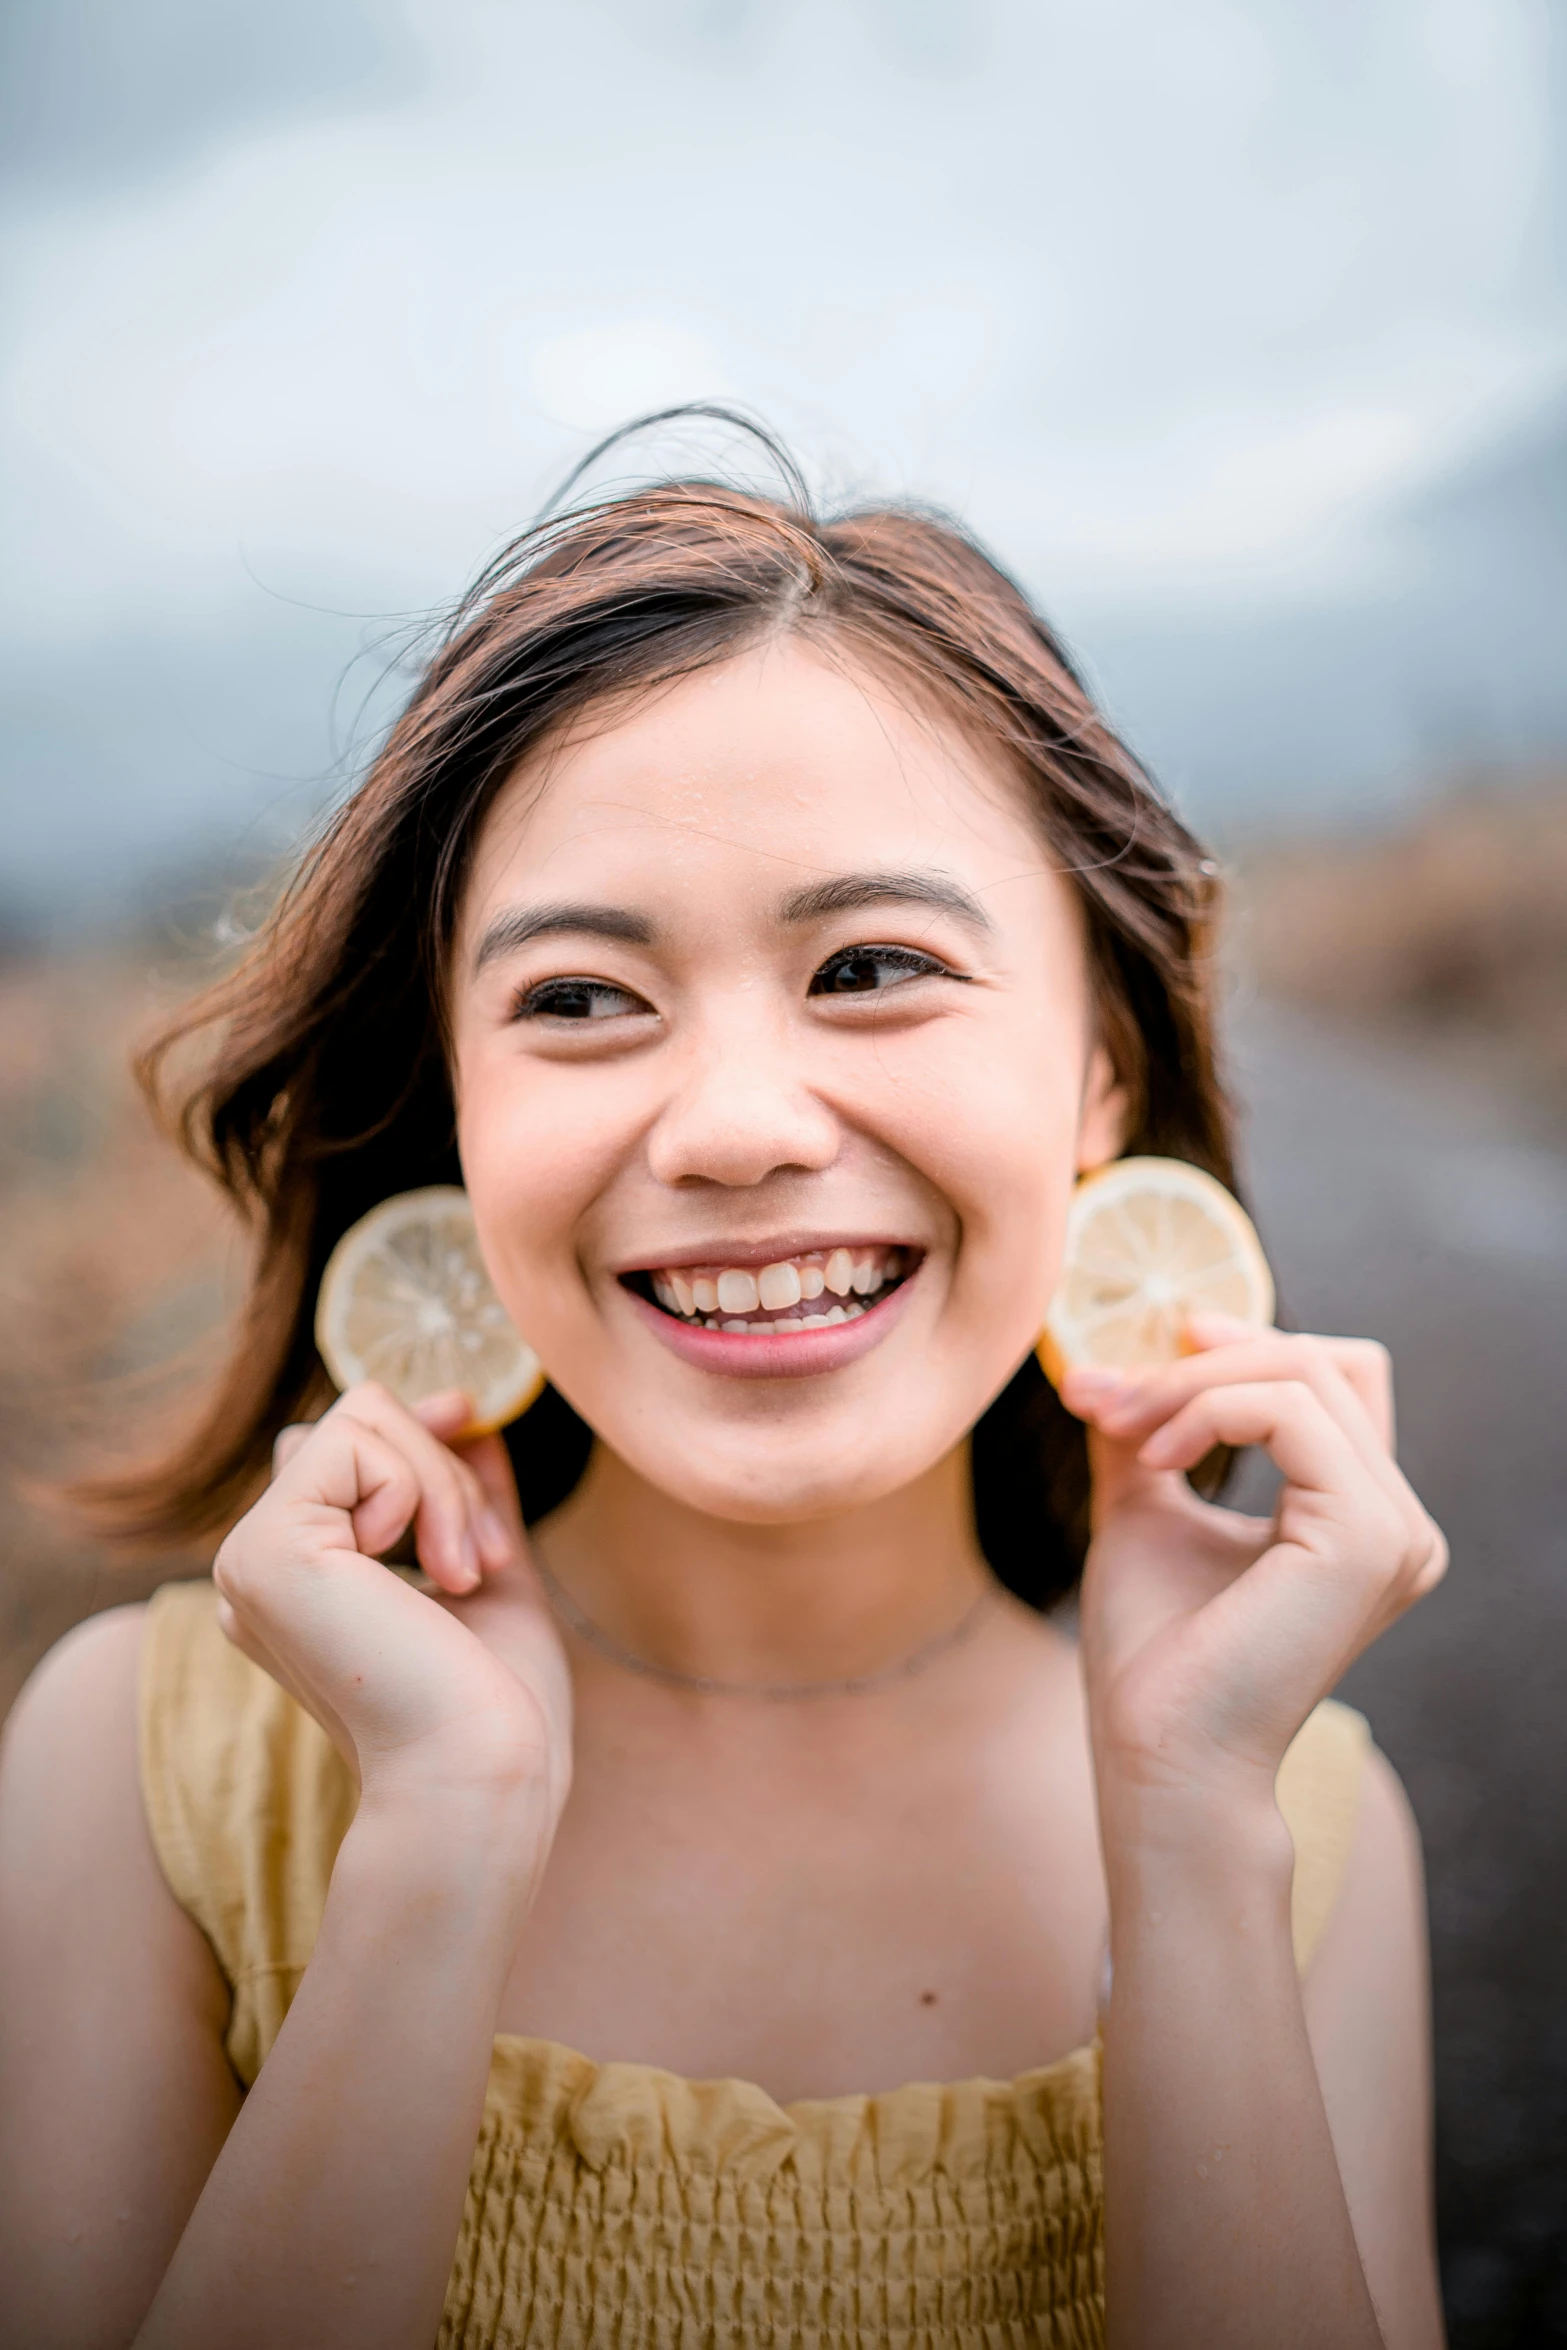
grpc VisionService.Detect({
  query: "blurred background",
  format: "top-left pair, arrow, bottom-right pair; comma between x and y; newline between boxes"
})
1,2 -> 1564,2337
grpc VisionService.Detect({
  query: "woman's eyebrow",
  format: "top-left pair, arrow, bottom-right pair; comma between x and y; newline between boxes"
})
777,871 -> 996,935
473,902 -> 655,972
473,872 -> 994,973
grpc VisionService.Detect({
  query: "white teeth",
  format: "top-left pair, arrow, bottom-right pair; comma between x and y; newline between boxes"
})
650,1245 -> 907,1328
824,1247 -> 855,1296
758,1260 -> 802,1310
678,1300 -> 878,1334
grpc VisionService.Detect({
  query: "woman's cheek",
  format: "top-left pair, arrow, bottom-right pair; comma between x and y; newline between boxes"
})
905,1075 -> 1079,1329
456,1084 -> 597,1352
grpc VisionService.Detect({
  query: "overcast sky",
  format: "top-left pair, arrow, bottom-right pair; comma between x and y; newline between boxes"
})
2,0 -> 1563,907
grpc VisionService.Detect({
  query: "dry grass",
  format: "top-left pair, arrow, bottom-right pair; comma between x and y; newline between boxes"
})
0,943 -> 243,1712
1233,781 -> 1567,1112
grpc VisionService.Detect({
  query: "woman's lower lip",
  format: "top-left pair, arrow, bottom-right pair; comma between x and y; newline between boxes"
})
623,1270 -> 918,1380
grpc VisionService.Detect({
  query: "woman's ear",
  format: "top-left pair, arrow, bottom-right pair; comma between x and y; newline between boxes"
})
1075,1044 -> 1130,1176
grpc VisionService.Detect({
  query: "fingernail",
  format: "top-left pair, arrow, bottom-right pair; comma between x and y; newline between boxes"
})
458,1529 -> 482,1586
1066,1368 -> 1131,1399
1184,1313 -> 1250,1341
476,1507 -> 513,1564
416,1388 -> 472,1424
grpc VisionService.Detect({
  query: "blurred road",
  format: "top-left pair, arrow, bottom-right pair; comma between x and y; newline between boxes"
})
1234,1001 -> 1567,2347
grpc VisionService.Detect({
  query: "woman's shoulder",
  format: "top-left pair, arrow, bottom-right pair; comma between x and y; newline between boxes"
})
1303,1732 -> 1426,1989
1,1597 -> 149,1785
1276,1698 -> 1373,1971
3,1583 -> 355,2087
0,1600 -> 153,1855
0,1602 -> 186,2012
1279,1703 -> 1428,2015
0,1587 -> 271,1917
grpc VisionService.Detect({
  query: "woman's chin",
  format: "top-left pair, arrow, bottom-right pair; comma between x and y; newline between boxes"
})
609,1425 -> 940,1529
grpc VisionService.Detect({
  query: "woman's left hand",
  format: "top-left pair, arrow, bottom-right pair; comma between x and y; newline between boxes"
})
1060,1316 -> 1447,1811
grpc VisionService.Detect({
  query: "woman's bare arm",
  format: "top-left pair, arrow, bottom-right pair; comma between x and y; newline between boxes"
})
1098,1746 -> 1442,2350
1099,1781 -> 1386,2350
1067,1322 -> 1447,2350
3,1386 -> 573,2350
0,1607 -> 242,2350
0,1593 -> 545,2350
133,1762 -> 542,2350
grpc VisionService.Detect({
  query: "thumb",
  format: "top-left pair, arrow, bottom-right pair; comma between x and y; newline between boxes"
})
1058,1367 -> 1179,1527
1084,1421 -> 1179,1529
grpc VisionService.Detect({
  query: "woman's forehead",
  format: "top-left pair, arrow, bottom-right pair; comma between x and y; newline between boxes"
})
463,639 -> 1048,919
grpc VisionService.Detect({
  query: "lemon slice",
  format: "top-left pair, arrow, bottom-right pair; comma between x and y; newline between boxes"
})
1037,1155 -> 1274,1387
315,1186 -> 544,1434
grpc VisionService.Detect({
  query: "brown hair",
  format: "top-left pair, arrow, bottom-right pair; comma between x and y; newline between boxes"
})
88,415 -> 1235,1608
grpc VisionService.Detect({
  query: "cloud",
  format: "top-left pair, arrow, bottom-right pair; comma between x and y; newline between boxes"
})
0,0 -> 1561,903
0,0 -> 416,198
527,322 -> 733,433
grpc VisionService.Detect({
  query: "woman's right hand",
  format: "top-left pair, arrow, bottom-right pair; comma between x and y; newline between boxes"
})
212,1383 -> 573,1868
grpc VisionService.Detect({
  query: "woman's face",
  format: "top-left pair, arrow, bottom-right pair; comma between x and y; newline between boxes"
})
450,635 -> 1125,1524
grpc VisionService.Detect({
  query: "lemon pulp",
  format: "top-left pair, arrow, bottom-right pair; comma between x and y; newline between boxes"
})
1038,1156 -> 1274,1386
314,1186 -> 544,1434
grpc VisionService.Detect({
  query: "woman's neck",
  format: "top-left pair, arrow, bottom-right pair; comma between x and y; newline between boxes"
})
533,1441 -> 992,1690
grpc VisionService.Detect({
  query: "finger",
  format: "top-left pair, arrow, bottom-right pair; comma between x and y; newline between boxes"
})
410,1392 -> 518,1568
1081,1419 -> 1197,1529
450,1429 -> 525,1568
271,1423 -> 315,1479
280,1389 -> 485,1593
1137,1377 -> 1367,1495
412,1388 -> 476,1440
380,1389 -> 517,1570
1156,1341 -> 1440,1595
1185,1317 -> 1395,1452
1317,1337 -> 1395,1452
1412,1518 -> 1449,1598
266,1413 -> 430,1570
332,1384 -> 504,1585
1066,1329 -> 1393,1478
1087,1329 -> 1371,1449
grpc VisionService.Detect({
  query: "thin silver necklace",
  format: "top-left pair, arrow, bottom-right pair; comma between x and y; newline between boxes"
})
532,1550 -> 992,1701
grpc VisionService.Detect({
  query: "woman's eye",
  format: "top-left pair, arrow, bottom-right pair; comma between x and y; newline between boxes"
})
514,977 -> 649,1022
808,946 -> 955,996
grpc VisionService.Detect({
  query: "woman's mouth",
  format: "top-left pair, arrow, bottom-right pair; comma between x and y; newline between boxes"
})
618,1243 -> 920,1378
635,1244 -> 912,1333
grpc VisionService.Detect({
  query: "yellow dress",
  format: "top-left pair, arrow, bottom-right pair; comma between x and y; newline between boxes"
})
138,1579 -> 1370,2350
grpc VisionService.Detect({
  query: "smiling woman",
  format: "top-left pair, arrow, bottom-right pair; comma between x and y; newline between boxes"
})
63,458 -> 1234,1603
0,419 -> 1446,2350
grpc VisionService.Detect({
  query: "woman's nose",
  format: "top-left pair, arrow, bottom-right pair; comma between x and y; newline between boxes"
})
644,1027 -> 841,1190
